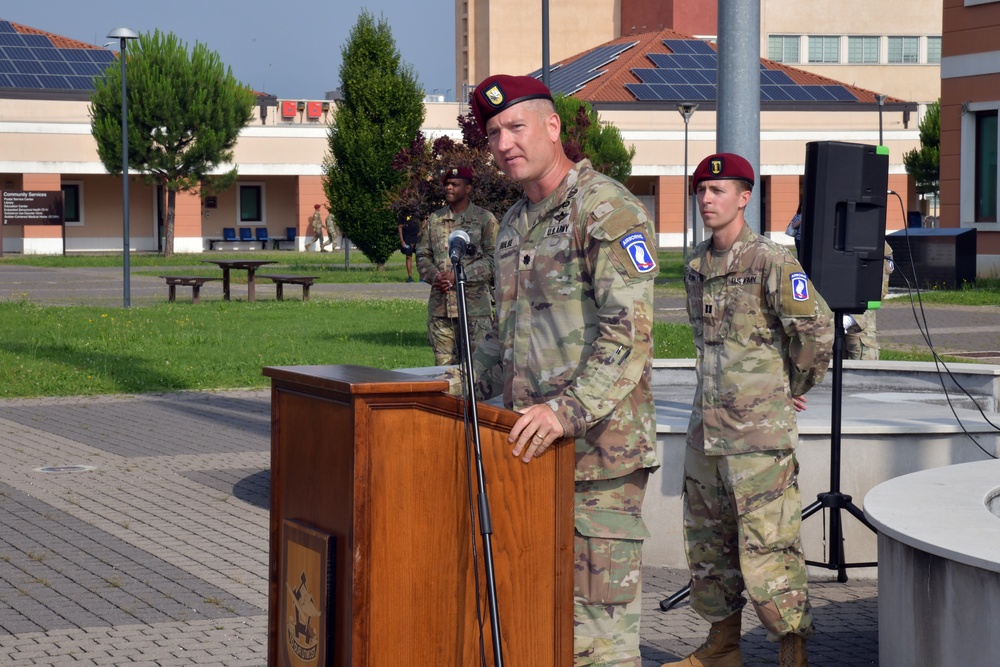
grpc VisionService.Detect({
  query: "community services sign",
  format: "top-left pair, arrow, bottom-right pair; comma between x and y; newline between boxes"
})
2,191 -> 64,226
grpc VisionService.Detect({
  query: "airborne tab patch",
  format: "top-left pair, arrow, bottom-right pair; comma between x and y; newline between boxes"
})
620,232 -> 656,274
789,272 -> 810,301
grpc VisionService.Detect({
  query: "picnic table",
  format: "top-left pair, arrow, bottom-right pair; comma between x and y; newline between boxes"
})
159,276 -> 221,304
258,274 -> 318,301
200,259 -> 276,302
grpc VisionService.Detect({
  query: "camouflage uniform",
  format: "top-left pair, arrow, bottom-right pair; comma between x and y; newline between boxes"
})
416,202 -> 497,365
308,209 -> 326,250
683,223 -> 833,641
845,241 -> 894,360
467,160 -> 659,666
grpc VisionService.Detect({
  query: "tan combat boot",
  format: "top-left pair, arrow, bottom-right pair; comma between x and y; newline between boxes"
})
660,612 -> 743,667
778,633 -> 808,667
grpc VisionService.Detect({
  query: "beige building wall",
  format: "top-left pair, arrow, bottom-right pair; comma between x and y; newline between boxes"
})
456,0 -> 620,90
760,0 -> 942,104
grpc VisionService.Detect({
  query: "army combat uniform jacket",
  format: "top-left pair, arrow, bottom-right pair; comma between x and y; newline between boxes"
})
685,224 -> 834,456
470,160 -> 659,482
416,202 -> 497,319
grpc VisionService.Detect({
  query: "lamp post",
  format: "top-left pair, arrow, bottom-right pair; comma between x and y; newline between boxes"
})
876,94 -> 887,146
108,27 -> 139,308
676,103 -> 698,257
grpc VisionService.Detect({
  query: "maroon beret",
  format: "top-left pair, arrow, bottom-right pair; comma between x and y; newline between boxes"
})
471,74 -> 553,131
442,166 -> 474,183
691,153 -> 755,192
314,204 -> 321,209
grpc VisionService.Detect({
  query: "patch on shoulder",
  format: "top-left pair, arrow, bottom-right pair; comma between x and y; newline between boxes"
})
620,232 -> 657,274
789,272 -> 810,301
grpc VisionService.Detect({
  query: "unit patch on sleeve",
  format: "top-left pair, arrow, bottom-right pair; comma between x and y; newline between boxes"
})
619,232 -> 657,274
789,272 -> 810,301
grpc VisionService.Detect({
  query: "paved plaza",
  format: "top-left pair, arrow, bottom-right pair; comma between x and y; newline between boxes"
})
3,263 -> 999,665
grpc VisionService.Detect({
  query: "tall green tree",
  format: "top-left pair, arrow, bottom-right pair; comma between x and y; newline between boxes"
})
90,30 -> 255,258
554,94 -> 635,183
325,11 -> 425,267
903,100 -> 940,199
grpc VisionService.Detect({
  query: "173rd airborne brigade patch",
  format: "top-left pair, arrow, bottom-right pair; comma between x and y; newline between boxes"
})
619,231 -> 657,278
783,270 -> 817,316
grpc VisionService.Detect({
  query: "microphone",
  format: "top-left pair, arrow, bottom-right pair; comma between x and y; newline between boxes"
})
448,229 -> 471,264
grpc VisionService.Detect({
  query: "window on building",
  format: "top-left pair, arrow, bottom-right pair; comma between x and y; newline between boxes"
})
61,182 -> 83,226
888,36 -> 919,64
808,36 -> 840,63
238,184 -> 264,223
927,36 -> 942,64
767,35 -> 800,63
847,36 -> 880,64
975,111 -> 998,222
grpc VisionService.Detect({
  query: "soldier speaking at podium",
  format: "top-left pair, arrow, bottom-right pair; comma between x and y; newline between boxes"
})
455,74 -> 660,666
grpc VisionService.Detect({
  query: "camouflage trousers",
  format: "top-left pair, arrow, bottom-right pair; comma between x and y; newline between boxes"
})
682,447 -> 814,641
573,468 -> 650,666
845,310 -> 879,360
427,315 -> 491,366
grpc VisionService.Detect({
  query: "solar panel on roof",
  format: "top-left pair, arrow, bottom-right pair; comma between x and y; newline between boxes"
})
822,85 -> 858,101
0,21 -> 16,33
22,34 -> 54,48
1,45 -> 29,59
0,32 -> 26,47
30,47 -> 59,60
64,76 -> 95,90
632,69 -> 661,84
7,73 -> 40,88
88,49 -> 116,64
682,69 -> 713,85
762,85 -> 795,101
13,60 -> 45,75
536,41 -> 637,95
806,86 -> 839,102
784,86 -> 815,102
761,70 -> 794,85
70,61 -> 103,77
42,60 -> 74,76
0,60 -> 14,74
36,74 -> 70,89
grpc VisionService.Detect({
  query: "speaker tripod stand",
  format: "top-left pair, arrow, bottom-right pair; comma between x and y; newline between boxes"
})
660,311 -> 876,611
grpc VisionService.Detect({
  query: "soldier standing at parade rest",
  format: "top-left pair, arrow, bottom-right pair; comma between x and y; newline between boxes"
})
664,153 -> 833,667
308,204 -> 327,252
460,74 -> 660,666
416,166 -> 497,365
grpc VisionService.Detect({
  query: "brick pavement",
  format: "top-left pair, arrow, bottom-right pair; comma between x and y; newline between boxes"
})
0,390 -> 878,666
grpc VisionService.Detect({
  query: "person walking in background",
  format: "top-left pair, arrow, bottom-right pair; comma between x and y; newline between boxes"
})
416,166 -> 497,365
665,153 -> 833,667
463,74 -> 660,667
398,212 -> 421,283
787,202 -> 803,256
308,204 -> 327,252
325,209 -> 341,250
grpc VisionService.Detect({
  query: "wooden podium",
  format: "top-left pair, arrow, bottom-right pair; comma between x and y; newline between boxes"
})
263,365 -> 574,667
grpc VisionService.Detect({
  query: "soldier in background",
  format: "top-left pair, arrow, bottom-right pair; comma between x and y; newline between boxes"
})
844,241 -> 894,359
416,166 -> 497,365
308,204 -> 327,252
325,210 -> 341,251
398,212 -> 421,283
464,74 -> 660,667
666,153 -> 833,667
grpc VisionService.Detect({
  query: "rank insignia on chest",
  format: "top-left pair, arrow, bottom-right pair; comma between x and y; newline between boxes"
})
789,271 -> 810,301
522,254 -> 531,267
620,232 -> 656,273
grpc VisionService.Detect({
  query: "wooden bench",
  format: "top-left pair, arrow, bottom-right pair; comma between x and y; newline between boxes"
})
160,276 -> 221,304
258,274 -> 318,301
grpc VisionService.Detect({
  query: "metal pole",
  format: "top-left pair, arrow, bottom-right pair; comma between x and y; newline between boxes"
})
120,36 -> 130,308
541,0 -> 550,89
877,94 -> 886,146
717,0 -> 761,234
677,104 -> 697,256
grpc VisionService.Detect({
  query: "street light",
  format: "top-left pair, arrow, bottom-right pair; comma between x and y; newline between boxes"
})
108,27 -> 139,308
676,103 -> 698,258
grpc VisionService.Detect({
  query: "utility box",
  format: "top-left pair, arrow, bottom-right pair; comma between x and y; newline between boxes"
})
281,100 -> 297,118
886,227 -> 977,290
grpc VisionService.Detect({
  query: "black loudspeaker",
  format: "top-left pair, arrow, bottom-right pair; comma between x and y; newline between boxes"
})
800,141 -> 889,313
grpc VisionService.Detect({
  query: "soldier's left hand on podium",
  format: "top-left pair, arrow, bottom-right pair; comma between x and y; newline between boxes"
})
509,404 -> 565,463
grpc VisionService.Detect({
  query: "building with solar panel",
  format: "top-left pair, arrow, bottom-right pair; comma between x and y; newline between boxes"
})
0,15 -> 928,259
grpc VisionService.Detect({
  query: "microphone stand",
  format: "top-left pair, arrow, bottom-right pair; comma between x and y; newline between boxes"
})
453,256 -> 504,667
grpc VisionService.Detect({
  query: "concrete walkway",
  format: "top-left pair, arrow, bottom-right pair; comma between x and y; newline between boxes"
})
3,262 -> 997,665
0,389 -> 878,666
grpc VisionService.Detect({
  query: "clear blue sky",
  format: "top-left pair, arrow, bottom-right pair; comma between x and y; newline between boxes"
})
5,0 -> 456,100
